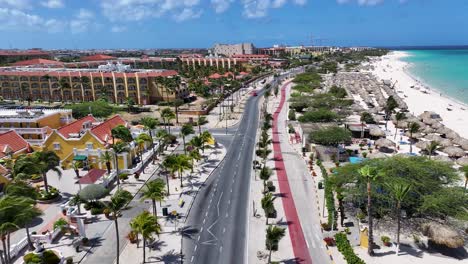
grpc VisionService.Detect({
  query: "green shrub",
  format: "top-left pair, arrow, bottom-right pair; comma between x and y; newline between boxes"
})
309,126 -> 352,146
66,99 -> 115,119
288,109 -> 296,121
318,160 -> 337,229
335,233 -> 365,264
118,173 -> 129,181
24,250 -> 61,264
24,253 -> 41,264
381,235 -> 391,244
38,187 -> 60,201
329,86 -> 347,98
298,109 -> 338,123
53,218 -> 68,231
91,207 -> 104,215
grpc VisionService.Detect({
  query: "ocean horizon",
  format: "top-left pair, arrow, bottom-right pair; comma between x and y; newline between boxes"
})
398,48 -> 468,105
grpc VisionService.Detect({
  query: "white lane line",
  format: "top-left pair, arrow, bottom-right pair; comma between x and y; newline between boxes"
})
194,245 -> 198,251
191,256 -> 194,262
217,192 -> 224,216
223,228 -> 226,233
219,246 -> 223,253
197,236 -> 200,241
203,219 -> 206,224
200,227 -> 204,232
225,212 -> 229,218
205,212 -> 209,217
228,200 -> 231,205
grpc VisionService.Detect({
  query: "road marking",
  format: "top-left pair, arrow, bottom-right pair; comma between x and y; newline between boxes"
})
194,245 -> 198,251
223,228 -> 226,233
205,212 -> 209,217
228,199 -> 231,205
306,240 -> 310,249
219,246 -> 223,253
191,256 -> 194,262
225,212 -> 229,218
200,227 -> 204,232
203,219 -> 206,224
197,236 -> 200,241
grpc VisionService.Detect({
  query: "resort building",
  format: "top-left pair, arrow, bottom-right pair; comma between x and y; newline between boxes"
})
0,130 -> 31,158
0,109 -> 73,146
0,67 -> 188,105
41,115 -> 139,170
0,49 -> 51,65
212,43 -> 256,57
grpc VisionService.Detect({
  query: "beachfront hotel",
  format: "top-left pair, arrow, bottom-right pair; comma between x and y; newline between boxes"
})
0,65 -> 189,105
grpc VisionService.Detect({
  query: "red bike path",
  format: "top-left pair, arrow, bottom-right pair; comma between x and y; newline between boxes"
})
272,80 -> 313,264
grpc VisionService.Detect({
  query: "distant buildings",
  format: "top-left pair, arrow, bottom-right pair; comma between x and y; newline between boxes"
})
212,43 -> 256,57
0,49 -> 51,65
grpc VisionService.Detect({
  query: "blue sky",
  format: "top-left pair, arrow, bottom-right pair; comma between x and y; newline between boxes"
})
0,0 -> 467,49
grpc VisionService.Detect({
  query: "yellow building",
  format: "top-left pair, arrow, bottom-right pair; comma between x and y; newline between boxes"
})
42,115 -> 136,171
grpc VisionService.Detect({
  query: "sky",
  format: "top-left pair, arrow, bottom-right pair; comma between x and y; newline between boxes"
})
0,0 -> 467,49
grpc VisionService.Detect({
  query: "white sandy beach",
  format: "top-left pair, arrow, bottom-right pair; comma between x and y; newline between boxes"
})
369,51 -> 468,139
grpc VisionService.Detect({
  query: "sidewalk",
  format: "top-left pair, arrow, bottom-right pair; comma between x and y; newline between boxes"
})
117,142 -> 227,264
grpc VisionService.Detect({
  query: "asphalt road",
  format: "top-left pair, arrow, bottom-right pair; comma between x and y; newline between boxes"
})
183,70 -> 303,264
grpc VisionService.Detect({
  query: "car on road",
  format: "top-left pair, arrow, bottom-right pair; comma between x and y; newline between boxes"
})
251,91 -> 258,96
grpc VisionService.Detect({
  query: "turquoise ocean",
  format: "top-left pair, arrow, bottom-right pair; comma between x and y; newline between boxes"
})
400,49 -> 468,105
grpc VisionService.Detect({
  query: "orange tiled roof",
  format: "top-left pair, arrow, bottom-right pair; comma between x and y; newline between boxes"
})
58,115 -> 97,139
90,115 -> 127,144
11,59 -> 64,67
80,54 -> 116,62
0,131 -> 29,158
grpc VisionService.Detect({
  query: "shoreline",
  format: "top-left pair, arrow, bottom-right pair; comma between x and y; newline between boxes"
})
368,50 -> 468,139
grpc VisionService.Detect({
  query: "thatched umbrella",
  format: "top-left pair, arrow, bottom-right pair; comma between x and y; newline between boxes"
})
419,111 -> 442,122
445,130 -> 460,140
375,138 -> 396,148
456,156 -> 468,166
431,122 -> 444,129
425,134 -> 443,142
368,152 -> 387,159
433,155 -> 453,163
415,141 -> 430,149
422,222 -> 464,248
405,131 -> 422,139
442,146 -> 466,158
454,138 -> 468,151
437,126 -> 453,135
438,138 -> 453,148
369,127 -> 385,137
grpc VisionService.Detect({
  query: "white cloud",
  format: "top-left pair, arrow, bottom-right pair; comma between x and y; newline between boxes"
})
337,0 -> 385,6
111,25 -> 127,33
0,7 -> 65,32
211,0 -> 234,13
242,0 -> 307,19
0,0 -> 31,10
100,0 -> 203,22
174,8 -> 202,22
70,9 -> 95,33
40,0 -> 64,9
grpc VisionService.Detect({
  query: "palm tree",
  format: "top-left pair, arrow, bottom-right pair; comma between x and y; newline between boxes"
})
358,165 -> 379,256
130,211 -> 161,263
141,117 -> 159,164
394,112 -> 406,139
162,155 -> 177,195
259,166 -> 272,192
180,124 -> 195,155
200,131 -> 212,153
112,142 -> 129,188
425,141 -> 441,158
140,179 -> 166,217
188,150 -> 202,173
197,116 -> 207,134
384,96 -> 398,130
107,189 -> 133,264
11,154 -> 37,180
71,161 -> 82,178
173,155 -> 191,188
407,122 -> 420,154
173,98 -> 184,124
160,108 -> 175,133
461,165 -> 468,192
16,203 -> 42,251
261,193 -> 276,225
99,151 -> 113,174
135,133 -> 152,173
0,222 -> 17,264
155,129 -> 169,155
188,136 -> 204,154
265,225 -> 286,264
386,182 -> 411,255
360,112 -> 372,138
33,151 -> 62,194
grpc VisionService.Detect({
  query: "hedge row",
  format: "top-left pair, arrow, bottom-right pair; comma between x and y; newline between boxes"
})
317,159 -> 336,229
335,233 -> 366,264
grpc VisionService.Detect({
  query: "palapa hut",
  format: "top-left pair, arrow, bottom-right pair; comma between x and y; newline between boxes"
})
419,111 -> 442,123
425,134 -> 443,142
454,138 -> 468,151
433,155 -> 453,163
438,138 -> 453,148
445,130 -> 460,140
368,152 -> 387,159
375,138 -> 396,153
415,141 -> 431,150
369,126 -> 385,138
422,222 -> 464,248
456,156 -> 468,166
431,122 -> 444,129
442,146 -> 466,158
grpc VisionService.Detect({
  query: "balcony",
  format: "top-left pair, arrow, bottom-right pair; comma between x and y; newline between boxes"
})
0,127 -> 47,135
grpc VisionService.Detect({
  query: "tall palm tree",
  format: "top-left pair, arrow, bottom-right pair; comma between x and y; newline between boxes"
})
16,203 -> 42,251
358,165 -> 379,256
33,151 -> 62,194
386,182 -> 411,255
71,161 -> 82,178
140,117 -> 159,164
108,189 -> 133,264
259,166 -> 272,192
265,225 -> 286,264
130,211 -> 161,263
112,142 -> 129,188
162,155 -> 177,195
197,116 -> 207,134
99,151 -> 113,174
135,133 -> 152,173
173,155 -> 191,188
160,108 -> 175,134
425,141 -> 441,159
11,154 -> 37,180
111,125 -> 133,143
173,98 -> 184,124
188,136 -> 204,154
188,150 -> 202,173
261,193 -> 276,225
180,124 -> 194,155
155,129 -> 169,155
360,112 -> 372,138
384,96 -> 398,130
407,122 -> 420,154
200,131 -> 212,153
394,112 -> 407,139
140,179 -> 166,217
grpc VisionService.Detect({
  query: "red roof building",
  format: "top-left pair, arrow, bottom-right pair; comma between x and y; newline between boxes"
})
0,131 -> 30,158
80,54 -> 116,62
58,115 -> 97,139
90,115 -> 127,144
11,58 -> 64,67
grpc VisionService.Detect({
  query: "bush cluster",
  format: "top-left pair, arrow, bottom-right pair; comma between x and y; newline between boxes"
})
335,233 -> 366,264
24,250 -> 61,264
38,187 -> 60,201
317,160 -> 336,229
298,109 -> 338,123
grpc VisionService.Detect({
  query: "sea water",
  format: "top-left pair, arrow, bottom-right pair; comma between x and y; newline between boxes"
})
401,49 -> 468,105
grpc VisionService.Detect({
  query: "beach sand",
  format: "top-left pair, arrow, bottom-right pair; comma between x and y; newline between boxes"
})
369,51 -> 468,139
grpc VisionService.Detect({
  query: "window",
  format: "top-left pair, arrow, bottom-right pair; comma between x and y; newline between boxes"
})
53,143 -> 60,150
86,142 -> 93,150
